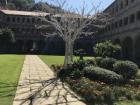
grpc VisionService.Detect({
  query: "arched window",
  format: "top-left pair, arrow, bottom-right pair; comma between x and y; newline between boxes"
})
115,21 -> 118,28
131,0 -> 135,3
130,14 -> 135,23
107,25 -> 111,31
137,11 -> 140,20
119,19 -> 123,27
125,0 -> 128,6
120,2 -> 123,9
124,17 -> 128,25
111,23 -> 114,30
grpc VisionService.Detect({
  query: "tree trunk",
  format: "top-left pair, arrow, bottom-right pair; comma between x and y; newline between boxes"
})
64,40 -> 74,69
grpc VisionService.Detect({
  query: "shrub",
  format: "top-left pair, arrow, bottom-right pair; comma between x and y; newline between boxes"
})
57,68 -> 74,80
113,61 -> 138,79
100,57 -> 116,70
51,64 -> 63,73
70,69 -> 84,79
84,66 -> 123,84
72,60 -> 88,70
102,87 -> 115,105
86,58 -> 96,66
94,40 -> 121,57
136,93 -> 140,101
95,57 -> 103,66
129,79 -> 140,86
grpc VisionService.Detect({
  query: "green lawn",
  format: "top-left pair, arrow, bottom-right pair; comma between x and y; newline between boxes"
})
116,100 -> 140,105
39,55 -> 93,66
0,55 -> 24,105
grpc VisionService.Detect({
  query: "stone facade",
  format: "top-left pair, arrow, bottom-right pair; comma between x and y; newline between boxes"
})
0,10 -> 49,53
97,0 -> 140,61
0,9 -> 94,55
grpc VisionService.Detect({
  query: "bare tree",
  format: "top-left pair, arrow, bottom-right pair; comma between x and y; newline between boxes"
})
37,0 -> 110,68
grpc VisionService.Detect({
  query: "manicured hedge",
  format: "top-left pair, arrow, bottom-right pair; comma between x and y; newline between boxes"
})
84,66 -> 123,84
113,61 -> 138,79
100,57 -> 116,70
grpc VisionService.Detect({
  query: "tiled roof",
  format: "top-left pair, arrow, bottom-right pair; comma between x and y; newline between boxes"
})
0,9 -> 50,16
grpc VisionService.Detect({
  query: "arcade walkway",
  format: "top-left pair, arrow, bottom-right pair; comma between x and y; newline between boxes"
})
13,55 -> 85,105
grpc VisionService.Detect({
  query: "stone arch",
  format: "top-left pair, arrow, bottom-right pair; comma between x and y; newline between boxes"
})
114,39 -> 121,58
114,39 -> 121,45
38,40 -> 46,52
135,35 -> 140,60
15,40 -> 24,53
122,37 -> 133,59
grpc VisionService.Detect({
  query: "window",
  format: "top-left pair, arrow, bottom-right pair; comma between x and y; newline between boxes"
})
131,0 -> 134,3
22,17 -> 25,23
120,2 -> 123,9
17,17 -> 20,23
119,19 -> 123,27
115,22 -> 118,28
12,17 -> 15,22
124,17 -> 128,25
32,18 -> 35,23
130,14 -> 135,23
27,18 -> 30,23
107,25 -> 111,31
37,18 -> 41,23
57,17 -> 61,22
6,17 -> 10,22
137,11 -> 140,20
125,0 -> 128,6
115,4 -> 118,12
111,23 -> 114,30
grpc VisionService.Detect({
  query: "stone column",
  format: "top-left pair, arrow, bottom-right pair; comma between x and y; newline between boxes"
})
33,41 -> 36,49
132,39 -> 136,60
22,40 -> 27,53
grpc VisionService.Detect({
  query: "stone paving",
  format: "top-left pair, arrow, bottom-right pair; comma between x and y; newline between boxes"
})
13,55 -> 86,105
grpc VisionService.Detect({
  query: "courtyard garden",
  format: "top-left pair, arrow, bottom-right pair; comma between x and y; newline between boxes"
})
39,41 -> 140,105
0,55 -> 24,105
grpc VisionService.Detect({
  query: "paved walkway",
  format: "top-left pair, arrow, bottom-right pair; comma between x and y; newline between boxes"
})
13,55 -> 85,105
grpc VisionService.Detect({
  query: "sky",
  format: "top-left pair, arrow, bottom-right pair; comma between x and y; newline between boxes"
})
35,0 -> 115,12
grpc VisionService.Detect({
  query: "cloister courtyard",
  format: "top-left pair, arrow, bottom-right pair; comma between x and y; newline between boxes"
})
1,0 -> 140,105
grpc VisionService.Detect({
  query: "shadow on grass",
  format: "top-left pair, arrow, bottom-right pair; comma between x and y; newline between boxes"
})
0,82 -> 17,98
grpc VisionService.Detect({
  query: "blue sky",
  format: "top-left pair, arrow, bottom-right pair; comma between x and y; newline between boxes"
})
35,0 -> 115,12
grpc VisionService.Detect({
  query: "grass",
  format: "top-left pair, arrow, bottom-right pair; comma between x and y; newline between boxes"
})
0,55 -> 24,105
116,100 -> 140,105
39,55 -> 93,66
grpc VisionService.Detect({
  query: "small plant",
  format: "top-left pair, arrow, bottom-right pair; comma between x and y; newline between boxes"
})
102,87 -> 115,105
74,49 -> 86,60
70,69 -> 84,79
72,60 -> 88,70
113,61 -> 139,79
